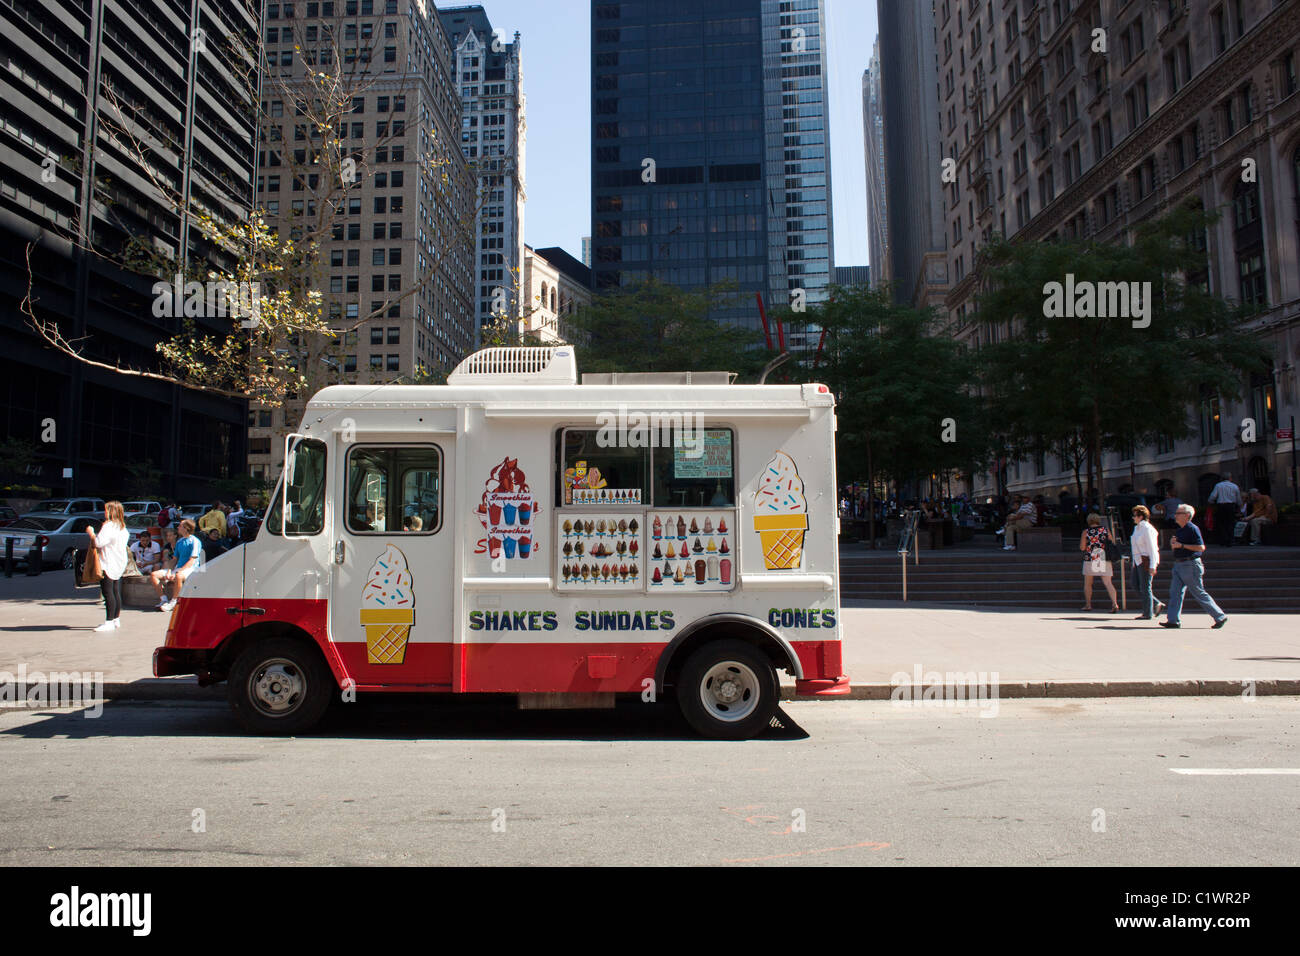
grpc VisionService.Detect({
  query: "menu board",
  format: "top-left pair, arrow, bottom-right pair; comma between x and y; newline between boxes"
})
673,429 -> 733,479
556,513 -> 642,590
645,510 -> 735,591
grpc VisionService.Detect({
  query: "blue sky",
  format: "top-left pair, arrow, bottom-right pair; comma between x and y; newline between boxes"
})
469,0 -> 877,268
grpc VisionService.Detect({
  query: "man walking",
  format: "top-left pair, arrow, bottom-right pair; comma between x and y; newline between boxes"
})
1161,505 -> 1228,629
1207,474 -> 1244,547
1245,487 -> 1277,546
1130,506 -> 1164,620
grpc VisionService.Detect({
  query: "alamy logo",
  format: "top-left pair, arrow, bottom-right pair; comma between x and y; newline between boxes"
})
151,275 -> 262,328
595,404 -> 704,458
1042,274 -> 1152,328
49,886 -> 151,936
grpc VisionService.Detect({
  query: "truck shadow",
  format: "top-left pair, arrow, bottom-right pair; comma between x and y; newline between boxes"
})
0,697 -> 809,743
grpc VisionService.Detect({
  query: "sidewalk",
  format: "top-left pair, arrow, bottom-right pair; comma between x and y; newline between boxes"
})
1,571 -> 1297,701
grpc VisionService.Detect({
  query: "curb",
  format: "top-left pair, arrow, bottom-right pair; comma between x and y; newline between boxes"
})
784,678 -> 1300,701
4,678 -> 1298,707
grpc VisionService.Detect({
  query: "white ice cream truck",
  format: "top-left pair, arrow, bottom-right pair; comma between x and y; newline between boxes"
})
154,347 -> 847,738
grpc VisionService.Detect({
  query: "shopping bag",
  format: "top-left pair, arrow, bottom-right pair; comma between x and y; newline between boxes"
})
78,546 -> 102,587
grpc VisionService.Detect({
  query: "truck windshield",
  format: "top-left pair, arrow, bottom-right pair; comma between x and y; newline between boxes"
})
266,438 -> 327,535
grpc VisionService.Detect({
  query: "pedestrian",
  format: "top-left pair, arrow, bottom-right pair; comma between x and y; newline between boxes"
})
1207,474 -> 1244,547
1079,512 -> 1119,612
157,502 -> 172,529
130,529 -> 163,575
87,500 -> 129,632
1129,506 -> 1165,621
160,527 -> 177,569
1244,487 -> 1277,546
201,527 -> 228,561
198,500 -> 227,538
151,519 -> 202,612
1162,504 -> 1228,629
1155,488 -> 1183,530
999,495 -> 1036,551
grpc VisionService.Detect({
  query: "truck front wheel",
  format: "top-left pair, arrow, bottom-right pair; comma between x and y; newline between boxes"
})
677,639 -> 778,740
228,638 -> 333,734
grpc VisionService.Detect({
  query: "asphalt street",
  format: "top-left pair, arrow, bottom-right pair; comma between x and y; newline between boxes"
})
1,696 -> 1297,866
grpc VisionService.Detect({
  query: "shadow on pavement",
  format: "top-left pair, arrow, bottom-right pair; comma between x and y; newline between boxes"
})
0,696 -> 811,744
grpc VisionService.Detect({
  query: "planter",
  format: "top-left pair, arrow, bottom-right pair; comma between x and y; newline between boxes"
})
122,574 -> 160,608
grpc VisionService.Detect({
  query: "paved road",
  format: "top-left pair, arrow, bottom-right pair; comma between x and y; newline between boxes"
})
1,696 -> 1297,866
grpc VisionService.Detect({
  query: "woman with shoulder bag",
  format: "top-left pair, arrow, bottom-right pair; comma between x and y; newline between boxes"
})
1079,512 -> 1119,613
87,501 -> 129,632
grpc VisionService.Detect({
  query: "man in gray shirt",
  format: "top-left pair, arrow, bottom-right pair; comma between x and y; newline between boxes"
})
1207,475 -> 1244,547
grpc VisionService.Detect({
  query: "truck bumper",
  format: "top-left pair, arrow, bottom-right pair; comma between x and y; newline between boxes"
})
794,675 -> 851,697
153,646 -> 216,681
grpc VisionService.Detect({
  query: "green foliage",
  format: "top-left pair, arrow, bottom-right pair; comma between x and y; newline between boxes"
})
562,278 -> 769,378
784,284 -> 991,485
972,206 -> 1272,495
0,438 -> 39,482
124,459 -> 163,498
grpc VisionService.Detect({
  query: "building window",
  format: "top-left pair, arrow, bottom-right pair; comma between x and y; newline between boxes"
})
1200,387 -> 1222,445
386,354 -> 400,371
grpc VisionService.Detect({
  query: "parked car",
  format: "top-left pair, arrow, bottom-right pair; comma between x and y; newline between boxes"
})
0,505 -> 18,528
179,504 -> 210,520
1,514 -> 102,569
124,512 -> 161,546
30,498 -> 105,516
123,500 -> 162,515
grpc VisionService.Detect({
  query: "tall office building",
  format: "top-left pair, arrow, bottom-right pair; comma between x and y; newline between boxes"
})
835,265 -> 869,287
877,0 -> 948,308
590,0 -> 833,334
437,5 -> 527,338
940,0 -> 1300,502
248,0 -> 476,484
0,0 -> 258,500
862,47 -> 891,292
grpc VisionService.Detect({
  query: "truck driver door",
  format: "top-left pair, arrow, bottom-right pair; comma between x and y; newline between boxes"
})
329,441 -> 455,686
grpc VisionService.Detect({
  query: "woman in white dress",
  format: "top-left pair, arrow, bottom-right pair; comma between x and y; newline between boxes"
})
88,501 -> 129,632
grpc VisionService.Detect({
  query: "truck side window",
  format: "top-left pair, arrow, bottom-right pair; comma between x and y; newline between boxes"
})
346,445 -> 441,534
266,438 -> 327,535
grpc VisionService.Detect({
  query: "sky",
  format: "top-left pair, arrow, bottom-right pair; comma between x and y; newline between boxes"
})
467,0 -> 877,268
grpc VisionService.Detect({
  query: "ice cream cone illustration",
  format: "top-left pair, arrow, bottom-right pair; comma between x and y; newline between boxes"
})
753,451 -> 808,570
360,544 -> 415,664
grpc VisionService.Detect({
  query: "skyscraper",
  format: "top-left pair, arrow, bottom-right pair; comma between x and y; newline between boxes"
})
247,0 -> 476,484
589,0 -> 833,333
437,5 -> 527,339
862,46 -> 890,292
0,0 -> 259,499
877,0 -> 948,308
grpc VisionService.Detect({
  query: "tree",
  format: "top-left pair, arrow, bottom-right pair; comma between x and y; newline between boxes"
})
972,206 -> 1272,503
562,278 -> 770,378
21,1 -> 480,414
784,284 -> 990,541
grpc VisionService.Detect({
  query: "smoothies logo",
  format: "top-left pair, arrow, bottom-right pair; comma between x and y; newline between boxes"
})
752,451 -> 808,570
360,544 -> 414,664
476,456 -> 538,560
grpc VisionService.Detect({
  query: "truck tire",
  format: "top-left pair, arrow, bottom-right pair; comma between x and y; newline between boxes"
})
228,638 -> 334,734
677,639 -> 778,740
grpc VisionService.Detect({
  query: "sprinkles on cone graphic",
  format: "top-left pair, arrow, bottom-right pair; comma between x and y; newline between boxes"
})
360,544 -> 415,663
752,451 -> 808,570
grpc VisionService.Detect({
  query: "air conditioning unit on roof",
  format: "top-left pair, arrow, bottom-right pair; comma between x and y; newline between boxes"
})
446,346 -> 577,385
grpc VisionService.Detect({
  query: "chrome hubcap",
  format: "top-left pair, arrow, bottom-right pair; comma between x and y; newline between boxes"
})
250,659 -> 305,716
700,660 -> 760,722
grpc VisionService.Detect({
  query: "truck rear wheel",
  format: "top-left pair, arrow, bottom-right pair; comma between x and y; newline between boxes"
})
228,638 -> 333,734
677,639 -> 778,740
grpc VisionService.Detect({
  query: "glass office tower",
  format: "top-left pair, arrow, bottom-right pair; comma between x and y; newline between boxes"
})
590,0 -> 832,333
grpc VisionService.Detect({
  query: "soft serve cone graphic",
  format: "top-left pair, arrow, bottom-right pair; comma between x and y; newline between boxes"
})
752,452 -> 808,570
360,544 -> 415,664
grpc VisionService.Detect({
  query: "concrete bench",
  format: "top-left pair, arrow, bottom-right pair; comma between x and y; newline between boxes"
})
1013,526 -> 1061,552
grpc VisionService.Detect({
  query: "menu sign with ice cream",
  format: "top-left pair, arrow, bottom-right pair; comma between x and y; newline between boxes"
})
476,456 -> 538,560
359,544 -> 415,664
647,511 -> 734,591
557,515 -> 642,590
752,451 -> 808,570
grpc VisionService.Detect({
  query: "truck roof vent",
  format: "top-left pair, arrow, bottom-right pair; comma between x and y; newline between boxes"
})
446,346 -> 577,385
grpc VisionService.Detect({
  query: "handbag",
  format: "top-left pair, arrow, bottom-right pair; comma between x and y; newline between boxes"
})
78,545 -> 102,587
1103,535 -> 1121,562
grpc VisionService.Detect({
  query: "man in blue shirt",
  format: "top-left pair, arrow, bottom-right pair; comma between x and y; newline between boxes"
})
150,518 -> 203,612
1161,505 -> 1228,629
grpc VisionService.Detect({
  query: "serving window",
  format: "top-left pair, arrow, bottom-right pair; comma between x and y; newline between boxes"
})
560,428 -> 649,505
558,426 -> 734,507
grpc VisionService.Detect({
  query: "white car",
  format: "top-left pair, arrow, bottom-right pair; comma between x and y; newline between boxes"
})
123,501 -> 162,515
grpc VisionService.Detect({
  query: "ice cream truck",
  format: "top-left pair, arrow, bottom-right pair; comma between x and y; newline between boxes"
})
154,347 -> 847,738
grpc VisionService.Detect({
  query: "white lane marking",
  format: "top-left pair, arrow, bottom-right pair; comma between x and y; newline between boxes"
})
1171,768 -> 1300,775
